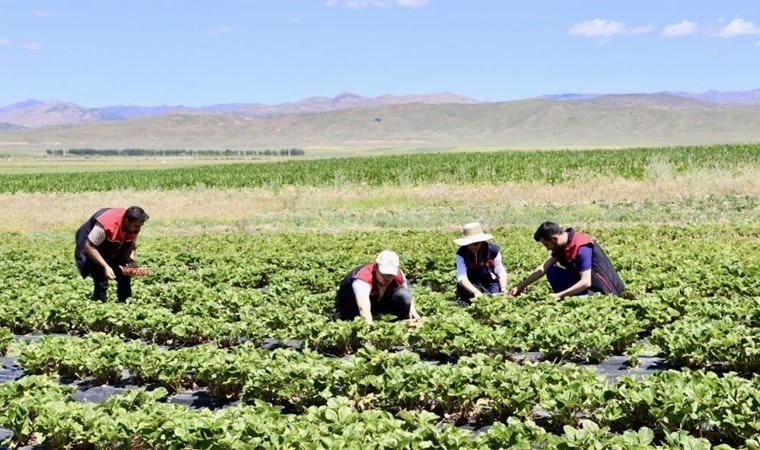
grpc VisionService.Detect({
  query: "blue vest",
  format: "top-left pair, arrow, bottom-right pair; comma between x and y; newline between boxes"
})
456,242 -> 500,284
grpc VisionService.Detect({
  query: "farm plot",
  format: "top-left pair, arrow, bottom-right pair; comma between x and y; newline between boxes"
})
0,226 -> 758,448
1,144 -> 759,194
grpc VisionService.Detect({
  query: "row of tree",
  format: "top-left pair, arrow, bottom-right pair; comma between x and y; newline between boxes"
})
45,148 -> 305,157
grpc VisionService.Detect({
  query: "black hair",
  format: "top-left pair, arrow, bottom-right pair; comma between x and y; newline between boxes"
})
125,206 -> 150,222
533,221 -> 563,242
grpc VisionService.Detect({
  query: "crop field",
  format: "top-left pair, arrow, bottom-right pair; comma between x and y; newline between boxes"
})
0,145 -> 758,449
1,145 -> 759,193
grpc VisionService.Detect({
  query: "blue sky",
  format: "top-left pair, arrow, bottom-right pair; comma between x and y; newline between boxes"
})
1,0 -> 759,107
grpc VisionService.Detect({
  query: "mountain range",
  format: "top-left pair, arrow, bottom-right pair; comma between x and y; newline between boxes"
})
1,90 -> 759,130
0,90 -> 758,153
0,92 -> 479,129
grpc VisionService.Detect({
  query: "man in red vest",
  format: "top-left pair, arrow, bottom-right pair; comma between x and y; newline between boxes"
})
333,250 -> 421,325
509,222 -> 624,299
74,206 -> 149,302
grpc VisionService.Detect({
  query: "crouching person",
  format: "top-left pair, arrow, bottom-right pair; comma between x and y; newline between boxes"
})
333,250 -> 421,325
454,222 -> 508,305
510,221 -> 624,300
74,206 -> 149,302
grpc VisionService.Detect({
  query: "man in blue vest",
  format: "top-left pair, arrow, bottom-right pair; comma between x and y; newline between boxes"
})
333,250 -> 421,325
454,222 -> 508,305
509,221 -> 624,299
74,206 -> 149,302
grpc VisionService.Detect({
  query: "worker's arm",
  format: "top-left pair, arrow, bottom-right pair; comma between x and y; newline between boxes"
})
551,269 -> 592,299
509,256 -> 557,296
351,279 -> 374,324
455,254 -> 483,298
126,242 -> 137,267
493,252 -> 508,293
408,302 -> 420,321
83,240 -> 115,280
550,247 -> 593,299
459,278 -> 483,298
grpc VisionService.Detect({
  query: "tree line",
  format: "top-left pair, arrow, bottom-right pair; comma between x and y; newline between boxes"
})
45,148 -> 305,157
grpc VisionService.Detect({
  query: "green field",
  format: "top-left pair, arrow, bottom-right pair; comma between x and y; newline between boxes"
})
1,144 -> 758,192
0,145 -> 758,448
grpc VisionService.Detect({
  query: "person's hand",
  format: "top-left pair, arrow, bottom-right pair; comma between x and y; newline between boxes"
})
104,266 -> 116,280
472,290 -> 484,298
508,286 -> 523,297
408,315 -> 424,328
408,307 -> 421,326
549,293 -> 563,300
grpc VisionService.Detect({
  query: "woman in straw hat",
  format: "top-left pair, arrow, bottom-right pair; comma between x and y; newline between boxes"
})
454,222 -> 508,305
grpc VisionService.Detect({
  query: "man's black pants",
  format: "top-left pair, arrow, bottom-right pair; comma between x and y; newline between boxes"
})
90,265 -> 132,302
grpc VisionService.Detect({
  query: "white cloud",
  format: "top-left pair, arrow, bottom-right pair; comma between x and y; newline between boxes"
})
396,0 -> 430,7
569,19 -> 625,37
325,0 -> 430,8
208,26 -> 232,36
625,25 -> 655,35
756,40 -> 760,47
569,19 -> 653,37
0,38 -> 41,50
661,20 -> 699,37
34,10 -> 62,18
713,18 -> 760,37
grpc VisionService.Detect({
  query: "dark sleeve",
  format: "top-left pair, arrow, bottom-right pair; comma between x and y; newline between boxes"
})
576,246 -> 593,271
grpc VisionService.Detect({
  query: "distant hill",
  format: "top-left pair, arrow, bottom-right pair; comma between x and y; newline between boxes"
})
3,89 -> 758,129
1,94 -> 759,153
0,100 -> 46,115
0,122 -> 26,131
582,94 -> 712,109
537,93 -> 603,101
0,102 -> 122,128
0,92 -> 480,128
661,89 -> 760,104
100,105 -> 194,119
539,89 -> 760,105
225,92 -> 480,115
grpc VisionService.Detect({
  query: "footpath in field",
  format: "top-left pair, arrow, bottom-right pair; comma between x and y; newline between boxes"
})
0,332 -> 670,448
0,332 -> 669,401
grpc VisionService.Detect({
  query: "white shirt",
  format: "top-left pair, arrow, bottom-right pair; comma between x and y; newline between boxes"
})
455,252 -> 506,283
87,223 -> 107,246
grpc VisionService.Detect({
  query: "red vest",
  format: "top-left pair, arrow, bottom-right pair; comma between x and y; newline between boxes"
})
95,208 -> 139,245
74,207 -> 140,278
554,229 -> 625,296
562,231 -> 593,263
352,263 -> 404,303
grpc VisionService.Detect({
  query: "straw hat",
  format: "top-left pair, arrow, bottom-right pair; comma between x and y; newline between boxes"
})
454,222 -> 493,246
375,250 -> 400,275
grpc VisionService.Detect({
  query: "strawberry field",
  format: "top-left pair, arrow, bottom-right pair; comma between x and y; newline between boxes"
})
0,145 -> 759,448
0,222 -> 758,449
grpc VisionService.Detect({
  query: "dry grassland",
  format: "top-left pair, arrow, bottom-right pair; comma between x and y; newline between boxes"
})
2,169 -> 758,234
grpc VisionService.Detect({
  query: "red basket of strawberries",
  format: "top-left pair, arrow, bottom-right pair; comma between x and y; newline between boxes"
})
120,266 -> 151,277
